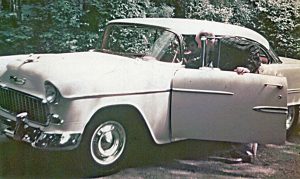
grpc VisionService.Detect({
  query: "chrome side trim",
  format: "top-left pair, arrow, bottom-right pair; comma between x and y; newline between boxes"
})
172,88 -> 234,95
288,88 -> 300,94
253,106 -> 287,114
68,89 -> 171,100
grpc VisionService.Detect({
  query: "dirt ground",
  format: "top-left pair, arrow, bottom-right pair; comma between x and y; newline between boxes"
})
1,131 -> 300,178
101,133 -> 300,179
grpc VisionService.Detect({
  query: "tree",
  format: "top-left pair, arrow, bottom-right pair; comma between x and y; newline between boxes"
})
183,0 -> 300,58
0,0 -> 299,59
251,0 -> 300,58
184,0 -> 255,26
0,0 -> 175,55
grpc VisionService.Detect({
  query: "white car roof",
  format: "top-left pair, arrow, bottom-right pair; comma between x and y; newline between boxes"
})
109,18 -> 270,50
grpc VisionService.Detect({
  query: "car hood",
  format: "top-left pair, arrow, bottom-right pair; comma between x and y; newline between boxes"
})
0,52 -> 180,98
0,54 -> 30,76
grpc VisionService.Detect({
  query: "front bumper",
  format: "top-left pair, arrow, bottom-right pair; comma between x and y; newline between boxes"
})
0,110 -> 81,150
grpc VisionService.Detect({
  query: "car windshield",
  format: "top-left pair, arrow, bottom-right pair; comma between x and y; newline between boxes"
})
100,24 -> 181,63
268,47 -> 281,63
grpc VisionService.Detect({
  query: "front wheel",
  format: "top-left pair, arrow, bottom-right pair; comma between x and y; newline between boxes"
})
286,105 -> 299,138
90,120 -> 126,166
76,109 -> 152,177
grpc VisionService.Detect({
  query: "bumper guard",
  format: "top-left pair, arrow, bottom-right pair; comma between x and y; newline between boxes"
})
0,111 -> 81,150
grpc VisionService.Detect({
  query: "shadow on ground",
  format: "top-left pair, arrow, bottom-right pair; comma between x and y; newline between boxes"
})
0,137 -> 231,178
104,131 -> 300,179
1,129 -> 300,178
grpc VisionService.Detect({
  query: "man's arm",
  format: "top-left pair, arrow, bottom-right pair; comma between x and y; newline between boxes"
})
234,67 -> 251,74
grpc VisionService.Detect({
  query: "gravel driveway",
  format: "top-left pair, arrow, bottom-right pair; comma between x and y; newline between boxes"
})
104,135 -> 300,179
1,131 -> 300,178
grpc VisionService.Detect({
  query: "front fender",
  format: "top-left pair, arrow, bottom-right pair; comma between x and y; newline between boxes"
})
46,91 -> 172,146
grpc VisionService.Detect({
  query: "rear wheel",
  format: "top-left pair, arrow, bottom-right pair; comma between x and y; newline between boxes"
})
286,105 -> 299,138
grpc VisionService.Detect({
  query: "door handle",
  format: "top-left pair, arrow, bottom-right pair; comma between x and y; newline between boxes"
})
264,83 -> 283,89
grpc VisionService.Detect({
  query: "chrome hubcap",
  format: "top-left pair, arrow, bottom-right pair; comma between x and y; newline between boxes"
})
90,121 -> 126,165
286,107 -> 295,130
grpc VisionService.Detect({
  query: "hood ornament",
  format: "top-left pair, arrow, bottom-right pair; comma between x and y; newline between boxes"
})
21,54 -> 40,65
9,75 -> 26,85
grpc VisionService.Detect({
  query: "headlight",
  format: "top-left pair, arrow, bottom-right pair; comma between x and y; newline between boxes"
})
45,83 -> 58,104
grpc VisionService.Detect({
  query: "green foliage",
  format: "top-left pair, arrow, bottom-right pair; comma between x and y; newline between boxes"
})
184,0 -> 255,27
89,0 -> 174,47
37,1 -> 89,52
250,0 -> 300,58
0,0 -> 299,59
0,3 -> 34,55
185,0 -> 232,21
0,0 -> 175,55
183,0 -> 300,59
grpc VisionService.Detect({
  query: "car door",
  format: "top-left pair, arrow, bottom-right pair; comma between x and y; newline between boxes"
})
171,68 -> 287,144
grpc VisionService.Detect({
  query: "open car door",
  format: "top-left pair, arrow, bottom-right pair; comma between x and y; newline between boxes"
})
171,68 -> 287,144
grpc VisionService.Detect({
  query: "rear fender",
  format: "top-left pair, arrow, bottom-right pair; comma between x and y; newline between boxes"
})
260,64 -> 300,106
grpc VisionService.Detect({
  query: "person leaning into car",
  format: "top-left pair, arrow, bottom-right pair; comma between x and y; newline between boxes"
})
185,31 -> 261,163
185,31 -> 262,75
184,32 -> 217,69
219,36 -> 261,75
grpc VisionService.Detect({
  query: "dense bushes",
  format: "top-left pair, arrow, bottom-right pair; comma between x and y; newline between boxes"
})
252,0 -> 300,58
183,0 -> 300,59
0,0 -> 299,59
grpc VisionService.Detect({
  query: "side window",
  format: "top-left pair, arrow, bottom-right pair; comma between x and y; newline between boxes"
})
183,34 -> 218,69
183,35 -> 201,63
181,35 -> 270,71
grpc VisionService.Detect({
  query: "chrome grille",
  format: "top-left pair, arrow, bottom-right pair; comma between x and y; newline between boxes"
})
0,86 -> 49,125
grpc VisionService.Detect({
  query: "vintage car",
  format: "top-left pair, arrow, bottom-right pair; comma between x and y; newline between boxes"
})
0,18 -> 299,176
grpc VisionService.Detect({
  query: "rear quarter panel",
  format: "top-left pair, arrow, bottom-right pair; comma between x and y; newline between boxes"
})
260,64 -> 300,106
